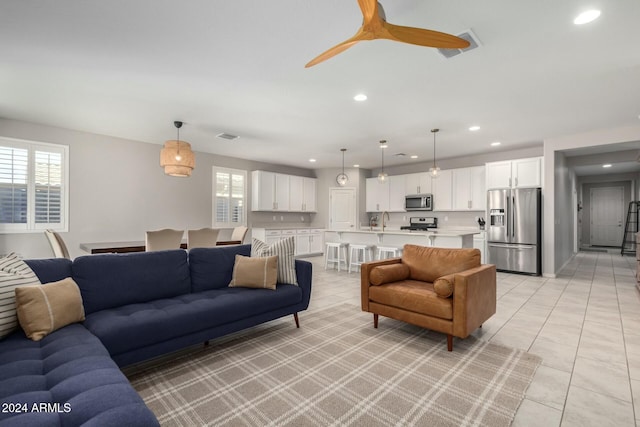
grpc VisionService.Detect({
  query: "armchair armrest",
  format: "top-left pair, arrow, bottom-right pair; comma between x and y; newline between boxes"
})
360,258 -> 402,311
451,264 -> 497,338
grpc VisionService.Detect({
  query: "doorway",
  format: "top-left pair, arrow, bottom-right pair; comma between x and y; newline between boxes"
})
329,187 -> 356,230
589,186 -> 624,247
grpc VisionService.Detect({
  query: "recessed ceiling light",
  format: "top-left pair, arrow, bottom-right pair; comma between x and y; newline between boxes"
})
469,126 -> 480,131
574,10 -> 601,25
309,158 -> 316,163
353,164 -> 360,168
354,94 -> 367,101
410,155 -> 418,159
490,141 -> 501,147
602,164 -> 612,168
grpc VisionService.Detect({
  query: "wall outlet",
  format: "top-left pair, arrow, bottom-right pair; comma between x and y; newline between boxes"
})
273,215 -> 276,221
444,216 -> 449,222
280,215 -> 284,221
403,216 -> 407,221
301,216 -> 305,222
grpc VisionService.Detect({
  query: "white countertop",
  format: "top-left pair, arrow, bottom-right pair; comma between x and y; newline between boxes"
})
329,229 -> 480,238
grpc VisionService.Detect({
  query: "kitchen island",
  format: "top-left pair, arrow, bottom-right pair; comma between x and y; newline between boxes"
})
324,229 -> 479,249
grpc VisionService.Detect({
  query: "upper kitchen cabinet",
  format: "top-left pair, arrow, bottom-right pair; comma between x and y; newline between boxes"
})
251,170 -> 290,211
405,172 -> 432,195
452,166 -> 486,211
366,175 -> 405,212
486,157 -> 542,189
289,176 -> 317,212
432,169 -> 453,211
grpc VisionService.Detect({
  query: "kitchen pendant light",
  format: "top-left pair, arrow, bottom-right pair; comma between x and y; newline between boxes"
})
160,121 -> 195,177
429,129 -> 441,179
336,148 -> 349,186
377,140 -> 388,183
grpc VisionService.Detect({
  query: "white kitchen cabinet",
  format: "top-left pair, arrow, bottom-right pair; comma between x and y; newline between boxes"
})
296,228 -> 324,256
289,176 -> 317,212
388,175 -> 406,212
251,171 -> 289,211
452,166 -> 486,211
432,169 -> 453,211
309,229 -> 324,253
473,232 -> 486,263
405,172 -> 432,195
366,177 -> 389,212
486,157 -> 542,189
252,228 -> 283,245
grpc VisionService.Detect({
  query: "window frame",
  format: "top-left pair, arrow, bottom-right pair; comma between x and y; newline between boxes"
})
0,137 -> 69,234
212,166 -> 247,228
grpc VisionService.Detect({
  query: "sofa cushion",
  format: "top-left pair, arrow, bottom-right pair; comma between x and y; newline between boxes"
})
369,263 -> 410,286
229,255 -> 278,290
15,278 -> 85,341
252,237 -> 297,285
433,274 -> 455,298
189,245 -> 252,292
369,280 -> 453,320
83,284 -> 302,357
0,324 -> 158,426
401,245 -> 481,283
0,253 -> 41,338
72,250 -> 191,315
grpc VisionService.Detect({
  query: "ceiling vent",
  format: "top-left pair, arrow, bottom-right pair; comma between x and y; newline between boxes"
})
437,29 -> 481,59
216,133 -> 239,141
394,153 -> 407,157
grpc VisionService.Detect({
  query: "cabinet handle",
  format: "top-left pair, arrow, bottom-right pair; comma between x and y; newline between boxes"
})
417,186 -> 420,193
509,177 -> 512,187
468,200 -> 471,209
515,177 -> 518,187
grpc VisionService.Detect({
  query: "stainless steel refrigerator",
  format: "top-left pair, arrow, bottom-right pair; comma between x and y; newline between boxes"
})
487,188 -> 541,275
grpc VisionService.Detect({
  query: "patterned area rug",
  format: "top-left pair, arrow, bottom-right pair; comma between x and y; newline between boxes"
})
126,304 -> 541,426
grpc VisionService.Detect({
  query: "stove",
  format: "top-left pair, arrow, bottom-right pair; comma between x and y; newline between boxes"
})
400,217 -> 438,231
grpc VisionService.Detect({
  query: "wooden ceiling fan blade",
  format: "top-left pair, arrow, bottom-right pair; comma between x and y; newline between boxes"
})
305,32 -> 368,68
384,22 -> 470,49
357,0 -> 379,22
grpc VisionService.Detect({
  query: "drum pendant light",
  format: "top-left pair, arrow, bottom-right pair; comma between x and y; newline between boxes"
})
377,140 -> 388,183
336,148 -> 349,186
160,121 -> 195,177
429,129 -> 440,178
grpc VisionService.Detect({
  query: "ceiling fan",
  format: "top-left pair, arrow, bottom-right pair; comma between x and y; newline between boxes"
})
305,0 -> 470,68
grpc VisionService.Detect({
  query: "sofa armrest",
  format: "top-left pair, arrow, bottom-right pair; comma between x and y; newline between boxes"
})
451,264 -> 497,338
295,259 -> 313,310
360,258 -> 402,311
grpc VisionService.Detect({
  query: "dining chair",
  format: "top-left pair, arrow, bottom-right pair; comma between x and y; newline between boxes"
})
44,229 -> 71,259
231,226 -> 248,244
145,229 -> 185,251
187,228 -> 220,249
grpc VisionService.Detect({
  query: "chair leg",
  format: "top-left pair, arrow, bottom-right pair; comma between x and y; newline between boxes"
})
373,313 -> 378,328
293,313 -> 300,328
447,334 -> 453,351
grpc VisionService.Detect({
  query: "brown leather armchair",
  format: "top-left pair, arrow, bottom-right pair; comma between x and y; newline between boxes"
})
361,244 -> 496,351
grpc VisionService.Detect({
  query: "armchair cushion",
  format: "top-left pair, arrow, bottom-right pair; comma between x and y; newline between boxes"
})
369,263 -> 410,286
433,274 -> 455,298
401,245 -> 480,283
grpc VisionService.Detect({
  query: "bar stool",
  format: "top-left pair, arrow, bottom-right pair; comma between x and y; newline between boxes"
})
348,244 -> 374,273
376,246 -> 403,260
325,242 -> 349,271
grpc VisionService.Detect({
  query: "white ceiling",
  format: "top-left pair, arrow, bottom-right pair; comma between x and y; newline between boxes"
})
1,0 -> 640,170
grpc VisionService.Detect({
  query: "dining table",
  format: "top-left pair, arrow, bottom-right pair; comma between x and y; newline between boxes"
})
79,240 -> 242,254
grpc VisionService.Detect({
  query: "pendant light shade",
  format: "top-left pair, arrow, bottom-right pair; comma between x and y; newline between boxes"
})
161,121 -> 195,177
429,128 -> 440,179
336,148 -> 349,186
377,140 -> 388,183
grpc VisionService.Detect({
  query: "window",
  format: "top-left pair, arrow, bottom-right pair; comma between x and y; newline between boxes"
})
0,137 -> 69,233
213,167 -> 246,228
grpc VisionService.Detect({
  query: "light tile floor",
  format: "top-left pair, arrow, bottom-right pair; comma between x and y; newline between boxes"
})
303,251 -> 640,426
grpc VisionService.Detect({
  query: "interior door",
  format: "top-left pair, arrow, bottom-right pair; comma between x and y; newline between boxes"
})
330,187 -> 356,230
590,186 -> 624,246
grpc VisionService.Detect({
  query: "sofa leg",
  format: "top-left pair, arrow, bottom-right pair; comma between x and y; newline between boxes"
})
293,313 -> 300,328
374,314 -> 378,329
204,340 -> 209,347
447,334 -> 453,351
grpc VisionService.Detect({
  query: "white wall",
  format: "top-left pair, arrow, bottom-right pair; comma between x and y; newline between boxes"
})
0,119 -> 315,259
311,167 -> 369,229
553,151 -> 576,272
543,124 -> 640,276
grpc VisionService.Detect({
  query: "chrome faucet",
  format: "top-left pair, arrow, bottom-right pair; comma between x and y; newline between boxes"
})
382,211 -> 390,231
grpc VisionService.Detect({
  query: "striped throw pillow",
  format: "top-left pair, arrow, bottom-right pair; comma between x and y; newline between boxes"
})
0,252 -> 42,338
251,237 -> 298,285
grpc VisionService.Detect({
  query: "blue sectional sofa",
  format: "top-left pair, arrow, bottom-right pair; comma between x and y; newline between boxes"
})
0,244 -> 312,426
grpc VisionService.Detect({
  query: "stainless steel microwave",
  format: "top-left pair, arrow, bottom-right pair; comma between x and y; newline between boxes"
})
405,194 -> 433,211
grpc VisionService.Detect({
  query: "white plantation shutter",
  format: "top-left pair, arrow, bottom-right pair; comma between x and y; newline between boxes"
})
0,138 -> 68,233
213,167 -> 246,228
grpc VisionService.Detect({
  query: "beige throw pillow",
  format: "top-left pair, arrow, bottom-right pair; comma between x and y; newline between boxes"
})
229,255 -> 278,290
15,277 -> 85,341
